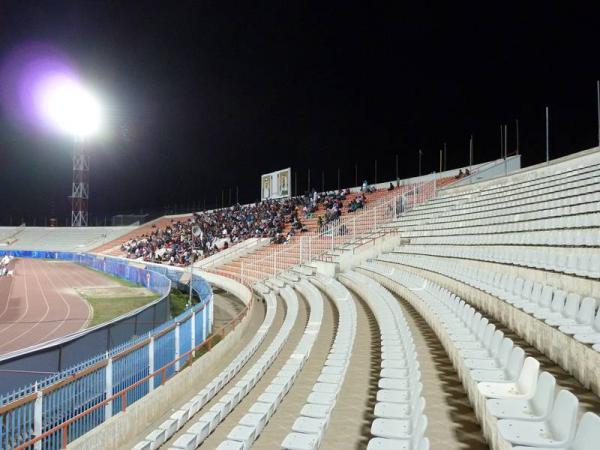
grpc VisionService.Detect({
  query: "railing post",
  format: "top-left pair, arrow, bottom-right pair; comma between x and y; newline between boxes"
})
105,354 -> 113,419
61,424 -> 68,449
374,206 -> 377,230
331,227 -> 334,252
191,310 -> 196,358
148,337 -> 155,391
34,385 -> 43,450
174,323 -> 181,371
299,237 -> 303,264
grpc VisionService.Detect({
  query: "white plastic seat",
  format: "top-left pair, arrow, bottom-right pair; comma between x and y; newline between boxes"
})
370,398 -> 425,439
486,371 -> 556,420
561,306 -> 600,335
549,297 -> 597,328
463,338 -> 513,370
216,440 -> 245,450
226,425 -> 256,448
497,390 -> 579,447
470,347 -> 524,382
477,357 -> 540,399
512,412 -> 600,450
281,432 -> 320,450
377,382 -> 422,404
532,290 -> 567,320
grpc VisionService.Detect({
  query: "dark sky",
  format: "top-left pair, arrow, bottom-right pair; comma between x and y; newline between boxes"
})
0,2 -> 599,225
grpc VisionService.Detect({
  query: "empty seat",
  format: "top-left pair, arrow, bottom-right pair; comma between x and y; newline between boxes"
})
497,390 -> 579,447
486,371 -> 556,420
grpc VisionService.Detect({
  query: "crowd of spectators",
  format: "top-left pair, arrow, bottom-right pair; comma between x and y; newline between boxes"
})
120,184 -> 378,266
0,255 -> 13,277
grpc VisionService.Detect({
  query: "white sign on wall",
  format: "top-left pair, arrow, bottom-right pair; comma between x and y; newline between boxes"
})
261,167 -> 291,201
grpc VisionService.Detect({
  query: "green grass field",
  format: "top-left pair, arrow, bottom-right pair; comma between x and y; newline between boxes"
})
169,288 -> 199,317
76,264 -> 160,327
85,295 -> 160,327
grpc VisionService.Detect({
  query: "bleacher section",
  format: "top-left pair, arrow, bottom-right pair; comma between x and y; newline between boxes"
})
0,225 -> 133,251
7,150 -> 600,450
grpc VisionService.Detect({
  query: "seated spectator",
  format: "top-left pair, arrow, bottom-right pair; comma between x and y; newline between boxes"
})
388,182 -> 394,191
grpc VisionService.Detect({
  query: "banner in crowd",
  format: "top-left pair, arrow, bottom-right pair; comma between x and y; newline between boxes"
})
261,167 -> 291,200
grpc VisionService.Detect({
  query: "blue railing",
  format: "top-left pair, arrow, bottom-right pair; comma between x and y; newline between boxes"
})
0,251 -> 213,450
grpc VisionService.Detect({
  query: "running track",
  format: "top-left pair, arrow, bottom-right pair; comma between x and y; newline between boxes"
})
0,259 -> 117,356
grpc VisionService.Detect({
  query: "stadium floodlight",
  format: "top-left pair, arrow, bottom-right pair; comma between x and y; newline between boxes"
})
37,75 -> 102,140
36,75 -> 104,226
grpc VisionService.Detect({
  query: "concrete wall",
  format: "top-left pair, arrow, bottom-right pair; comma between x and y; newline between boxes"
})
451,155 -> 521,187
337,232 -> 401,272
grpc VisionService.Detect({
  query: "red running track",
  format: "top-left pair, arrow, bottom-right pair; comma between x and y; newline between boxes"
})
0,259 -> 116,356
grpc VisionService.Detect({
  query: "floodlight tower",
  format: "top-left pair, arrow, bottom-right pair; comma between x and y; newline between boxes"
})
71,139 -> 89,227
36,76 -> 102,227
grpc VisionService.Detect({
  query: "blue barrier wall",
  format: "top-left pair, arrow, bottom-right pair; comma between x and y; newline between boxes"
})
0,252 -> 213,450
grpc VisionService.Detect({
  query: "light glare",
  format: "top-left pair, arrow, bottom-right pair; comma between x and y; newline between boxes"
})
38,74 -> 102,139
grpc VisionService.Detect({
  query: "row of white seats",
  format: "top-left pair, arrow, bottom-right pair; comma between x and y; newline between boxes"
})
398,167 -> 598,222
359,262 -> 600,450
281,274 -> 358,450
410,226 -> 600,247
133,291 -> 278,450
391,163 -> 600,231
394,191 -> 600,232
168,287 -> 299,450
475,160 -> 600,197
378,253 -> 600,353
402,212 -> 600,240
402,163 -> 600,224
447,165 -> 600,212
339,270 -> 428,450
216,278 -> 324,449
392,245 -> 600,279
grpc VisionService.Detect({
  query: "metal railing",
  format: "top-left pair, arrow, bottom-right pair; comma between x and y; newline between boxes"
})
0,256 -> 214,450
9,296 -> 250,450
232,180 -> 438,285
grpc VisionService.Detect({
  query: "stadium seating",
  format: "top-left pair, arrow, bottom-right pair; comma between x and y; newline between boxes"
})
279,273 -> 358,450
217,278 -> 324,449
356,261 -> 599,450
133,289 -> 279,449
338,270 -> 428,450
0,225 -> 133,251
10,151 -> 600,450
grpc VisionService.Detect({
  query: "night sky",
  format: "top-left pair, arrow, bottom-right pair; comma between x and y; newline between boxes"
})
0,2 -> 599,225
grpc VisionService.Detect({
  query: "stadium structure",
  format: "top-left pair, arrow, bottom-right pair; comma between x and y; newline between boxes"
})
0,146 -> 599,450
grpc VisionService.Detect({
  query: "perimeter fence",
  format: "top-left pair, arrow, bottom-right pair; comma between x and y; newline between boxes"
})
0,251 -> 213,450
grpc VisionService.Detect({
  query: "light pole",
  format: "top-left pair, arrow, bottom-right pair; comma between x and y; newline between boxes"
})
189,225 -> 201,308
418,149 -> 422,176
546,107 -> 550,164
36,77 -> 102,226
